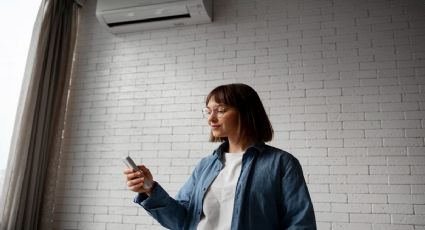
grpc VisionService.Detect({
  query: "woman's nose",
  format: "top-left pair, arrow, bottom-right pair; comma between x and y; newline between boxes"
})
208,113 -> 218,123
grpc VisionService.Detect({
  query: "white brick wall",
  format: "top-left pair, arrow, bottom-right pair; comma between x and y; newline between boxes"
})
46,0 -> 425,229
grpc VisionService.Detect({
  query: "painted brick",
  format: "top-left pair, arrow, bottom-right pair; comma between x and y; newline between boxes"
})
344,138 -> 382,148
350,213 -> 390,223
367,147 -> 407,156
316,211 -> 349,222
392,214 -> 425,225
408,147 -> 425,156
348,175 -> 388,184
327,112 -> 364,121
388,194 -> 425,204
306,121 -> 342,131
106,223 -> 136,230
342,86 -> 379,96
343,121 -> 381,129
327,130 -> 364,139
332,223 -> 372,230
368,185 -> 411,194
78,222 -> 107,230
342,103 -> 380,113
330,184 -> 369,193
40,0 -> 425,229
348,194 -> 388,204
372,204 -> 413,214
372,224 -> 414,230
330,166 -> 368,175
383,138 -> 424,147
389,175 -> 425,185
370,166 -> 410,175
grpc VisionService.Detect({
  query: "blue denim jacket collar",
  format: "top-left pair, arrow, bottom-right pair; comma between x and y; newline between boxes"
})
212,141 -> 267,161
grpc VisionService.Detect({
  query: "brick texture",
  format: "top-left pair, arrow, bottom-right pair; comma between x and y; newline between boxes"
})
44,0 -> 425,229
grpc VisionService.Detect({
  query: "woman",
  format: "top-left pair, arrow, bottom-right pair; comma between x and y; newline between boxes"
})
124,83 -> 316,230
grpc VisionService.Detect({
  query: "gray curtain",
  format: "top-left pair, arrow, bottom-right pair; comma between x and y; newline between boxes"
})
0,0 -> 83,229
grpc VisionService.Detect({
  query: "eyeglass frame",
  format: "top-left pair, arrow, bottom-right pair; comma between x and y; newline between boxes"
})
202,106 -> 233,118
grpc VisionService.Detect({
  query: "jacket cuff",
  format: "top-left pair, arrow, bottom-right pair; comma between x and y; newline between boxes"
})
133,182 -> 170,209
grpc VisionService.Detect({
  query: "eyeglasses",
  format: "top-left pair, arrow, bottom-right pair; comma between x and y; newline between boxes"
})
202,106 -> 230,118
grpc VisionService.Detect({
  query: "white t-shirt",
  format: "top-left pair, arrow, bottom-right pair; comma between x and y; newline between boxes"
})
197,152 -> 244,230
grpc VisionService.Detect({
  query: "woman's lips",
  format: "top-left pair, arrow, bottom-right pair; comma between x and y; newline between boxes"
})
210,124 -> 220,129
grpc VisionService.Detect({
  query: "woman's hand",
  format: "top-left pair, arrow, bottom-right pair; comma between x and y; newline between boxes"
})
124,165 -> 154,195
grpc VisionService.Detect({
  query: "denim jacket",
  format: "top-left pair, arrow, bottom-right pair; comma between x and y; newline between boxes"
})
134,142 -> 316,230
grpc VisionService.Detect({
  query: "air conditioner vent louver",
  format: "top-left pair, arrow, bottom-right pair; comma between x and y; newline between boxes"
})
107,14 -> 191,27
96,0 -> 212,34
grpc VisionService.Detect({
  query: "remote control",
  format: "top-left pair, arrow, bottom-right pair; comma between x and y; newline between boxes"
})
123,156 -> 153,189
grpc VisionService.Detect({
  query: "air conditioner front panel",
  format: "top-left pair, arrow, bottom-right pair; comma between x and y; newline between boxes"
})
101,4 -> 190,24
98,0 -> 187,11
96,0 -> 213,33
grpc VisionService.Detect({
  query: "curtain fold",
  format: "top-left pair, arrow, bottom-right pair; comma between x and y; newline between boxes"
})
0,0 -> 83,229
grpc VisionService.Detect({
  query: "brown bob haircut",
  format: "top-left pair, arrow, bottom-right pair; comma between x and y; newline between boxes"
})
205,83 -> 274,143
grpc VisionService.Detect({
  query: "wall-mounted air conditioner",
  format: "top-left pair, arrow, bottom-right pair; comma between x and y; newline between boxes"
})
96,0 -> 213,34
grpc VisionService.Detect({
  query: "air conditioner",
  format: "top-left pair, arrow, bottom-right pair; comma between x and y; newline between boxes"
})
96,0 -> 213,34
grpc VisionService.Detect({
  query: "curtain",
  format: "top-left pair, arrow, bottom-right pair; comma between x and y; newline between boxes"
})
0,0 -> 83,229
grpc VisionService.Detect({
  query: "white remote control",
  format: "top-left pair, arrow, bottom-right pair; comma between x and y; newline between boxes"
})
123,156 -> 153,189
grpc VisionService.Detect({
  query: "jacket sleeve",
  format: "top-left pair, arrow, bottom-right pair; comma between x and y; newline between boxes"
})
134,161 -> 203,230
281,156 -> 317,230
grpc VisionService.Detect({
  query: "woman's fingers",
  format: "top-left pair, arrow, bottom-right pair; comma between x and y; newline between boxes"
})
124,164 -> 154,193
138,165 -> 153,180
126,171 -> 141,180
127,177 -> 140,186
124,169 -> 146,192
127,177 -> 145,192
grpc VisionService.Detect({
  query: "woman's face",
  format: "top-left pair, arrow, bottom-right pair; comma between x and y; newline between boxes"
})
206,97 -> 240,142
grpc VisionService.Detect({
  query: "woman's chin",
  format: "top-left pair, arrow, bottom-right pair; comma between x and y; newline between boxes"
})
211,131 -> 223,137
